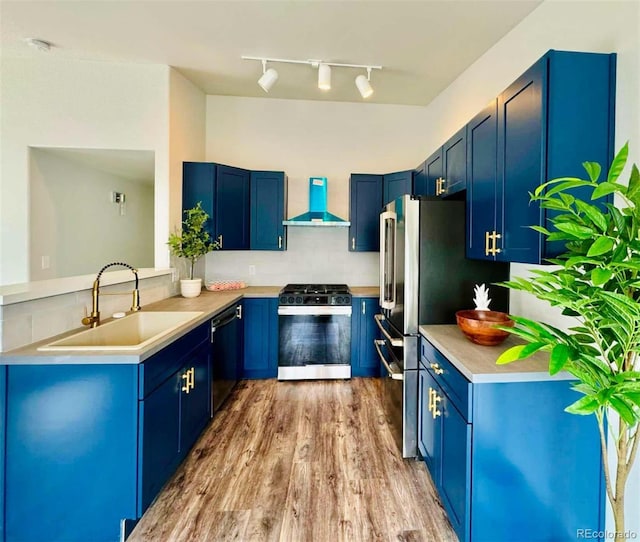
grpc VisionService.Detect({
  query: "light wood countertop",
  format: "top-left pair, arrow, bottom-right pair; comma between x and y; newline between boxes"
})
349,287 -> 379,297
419,324 -> 572,384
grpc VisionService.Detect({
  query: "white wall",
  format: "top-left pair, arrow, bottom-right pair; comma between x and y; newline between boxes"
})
204,95 -> 427,285
0,57 -> 171,286
423,0 -> 639,533
29,148 -> 154,280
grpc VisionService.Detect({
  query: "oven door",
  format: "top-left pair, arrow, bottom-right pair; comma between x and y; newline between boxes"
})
278,305 -> 352,380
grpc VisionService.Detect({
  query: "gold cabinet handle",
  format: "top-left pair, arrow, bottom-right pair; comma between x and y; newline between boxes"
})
278,236 -> 282,249
487,231 -> 502,256
428,387 -> 435,414
435,178 -> 441,195
493,232 -> 502,254
182,367 -> 195,393
440,178 -> 446,195
432,391 -> 442,419
430,362 -> 444,375
485,231 -> 490,256
236,304 -> 242,320
362,300 -> 366,315
182,371 -> 190,394
218,234 -> 223,249
352,237 -> 356,250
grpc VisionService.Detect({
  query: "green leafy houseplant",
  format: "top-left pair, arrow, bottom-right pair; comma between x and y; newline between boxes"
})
496,143 -> 640,534
168,202 -> 218,280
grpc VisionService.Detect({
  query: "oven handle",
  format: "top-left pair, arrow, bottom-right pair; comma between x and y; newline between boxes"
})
374,314 -> 403,347
278,305 -> 352,316
374,340 -> 404,380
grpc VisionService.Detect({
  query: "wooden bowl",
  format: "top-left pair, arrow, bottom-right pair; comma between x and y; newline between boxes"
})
455,310 -> 514,346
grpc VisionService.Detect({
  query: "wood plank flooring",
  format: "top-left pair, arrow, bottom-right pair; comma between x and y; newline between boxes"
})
128,378 -> 457,542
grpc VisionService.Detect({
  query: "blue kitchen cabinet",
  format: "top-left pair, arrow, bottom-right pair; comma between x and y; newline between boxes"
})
440,126 -> 467,197
466,100 -> 499,260
412,161 -> 428,197
417,362 -> 441,485
5,321 -> 212,542
383,170 -> 413,206
425,147 -> 442,198
183,162 -> 251,250
351,297 -> 380,377
6,364 -> 139,542
349,174 -> 383,251
250,171 -> 287,250
419,336 -> 603,542
467,50 -> 615,264
242,297 -> 278,379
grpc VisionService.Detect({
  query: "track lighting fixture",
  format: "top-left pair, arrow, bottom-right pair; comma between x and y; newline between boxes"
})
242,56 -> 382,99
257,59 -> 279,93
318,63 -> 331,90
355,67 -> 374,99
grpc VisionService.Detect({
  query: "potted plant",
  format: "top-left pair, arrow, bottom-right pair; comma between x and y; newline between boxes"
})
496,143 -> 639,534
168,202 -> 218,298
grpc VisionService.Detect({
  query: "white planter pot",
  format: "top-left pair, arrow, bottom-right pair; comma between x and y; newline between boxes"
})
180,278 -> 202,298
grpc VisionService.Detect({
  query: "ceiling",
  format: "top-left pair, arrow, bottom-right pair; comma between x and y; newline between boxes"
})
1,1 -> 543,106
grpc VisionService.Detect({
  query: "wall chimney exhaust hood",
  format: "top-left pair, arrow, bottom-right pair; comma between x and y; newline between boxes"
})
283,177 -> 350,227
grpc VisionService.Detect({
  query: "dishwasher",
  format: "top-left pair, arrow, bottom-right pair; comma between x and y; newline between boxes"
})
210,302 -> 242,414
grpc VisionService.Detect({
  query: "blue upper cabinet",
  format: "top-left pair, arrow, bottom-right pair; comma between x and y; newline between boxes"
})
349,174 -> 383,251
215,165 -> 250,250
182,162 -> 250,251
383,170 -> 413,206
182,162 -> 216,239
413,161 -> 428,197
476,50 -> 616,264
440,126 -> 467,197
466,100 -> 499,260
250,171 -> 287,251
425,147 -> 442,198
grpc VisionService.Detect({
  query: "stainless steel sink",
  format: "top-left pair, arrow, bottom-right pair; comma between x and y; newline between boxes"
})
37,311 -> 204,351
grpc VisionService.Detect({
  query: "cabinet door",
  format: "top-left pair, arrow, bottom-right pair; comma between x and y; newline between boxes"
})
413,161 -> 428,197
383,170 -> 412,206
466,100 -> 498,261
496,59 -> 545,264
250,171 -> 286,250
349,174 -> 382,251
183,162 -> 216,239
425,148 -> 442,197
440,394 -> 471,542
441,127 -> 467,196
418,366 -> 441,486
180,342 -> 211,455
140,370 -> 181,514
215,165 -> 250,250
351,297 -> 381,377
243,298 -> 278,379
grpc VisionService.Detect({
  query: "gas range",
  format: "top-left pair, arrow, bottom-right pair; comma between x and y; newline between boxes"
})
278,284 -> 351,307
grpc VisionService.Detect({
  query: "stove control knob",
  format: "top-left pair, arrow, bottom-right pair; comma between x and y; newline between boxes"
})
336,296 -> 343,304
295,296 -> 303,304
287,296 -> 295,304
344,295 -> 351,305
279,295 -> 287,304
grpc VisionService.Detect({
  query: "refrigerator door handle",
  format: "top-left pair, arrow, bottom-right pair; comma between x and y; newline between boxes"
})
374,340 -> 404,380
374,314 -> 403,347
380,210 -> 397,310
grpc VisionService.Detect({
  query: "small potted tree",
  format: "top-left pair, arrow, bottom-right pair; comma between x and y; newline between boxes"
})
168,202 -> 218,298
497,143 -> 639,534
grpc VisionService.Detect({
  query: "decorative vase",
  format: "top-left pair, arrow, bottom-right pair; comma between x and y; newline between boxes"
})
180,278 -> 202,298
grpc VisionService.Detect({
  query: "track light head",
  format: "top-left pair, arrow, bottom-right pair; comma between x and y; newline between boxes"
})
258,60 -> 278,93
318,64 -> 331,91
355,73 -> 373,99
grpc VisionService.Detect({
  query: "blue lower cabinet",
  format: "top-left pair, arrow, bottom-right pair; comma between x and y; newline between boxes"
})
419,337 -> 603,542
6,364 -> 139,542
351,297 -> 381,377
5,322 -> 212,542
243,297 -> 278,379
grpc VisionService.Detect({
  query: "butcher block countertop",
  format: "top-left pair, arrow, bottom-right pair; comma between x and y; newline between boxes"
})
349,287 -> 379,297
419,324 -> 572,384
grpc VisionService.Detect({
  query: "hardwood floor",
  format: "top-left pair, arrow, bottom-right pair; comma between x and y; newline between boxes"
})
128,378 -> 457,542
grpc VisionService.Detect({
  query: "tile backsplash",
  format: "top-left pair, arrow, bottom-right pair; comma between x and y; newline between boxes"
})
204,227 -> 379,286
0,274 -> 176,352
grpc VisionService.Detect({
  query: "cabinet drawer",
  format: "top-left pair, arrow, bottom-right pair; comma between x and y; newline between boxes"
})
139,322 -> 209,399
421,338 -> 472,421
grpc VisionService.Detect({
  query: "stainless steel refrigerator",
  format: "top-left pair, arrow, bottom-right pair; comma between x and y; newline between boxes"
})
375,195 -> 510,458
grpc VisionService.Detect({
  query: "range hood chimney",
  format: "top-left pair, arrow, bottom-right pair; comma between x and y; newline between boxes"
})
283,177 -> 350,227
